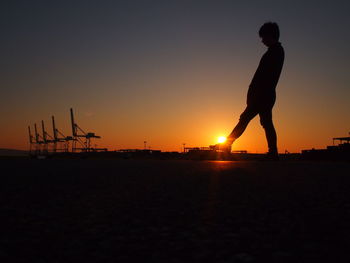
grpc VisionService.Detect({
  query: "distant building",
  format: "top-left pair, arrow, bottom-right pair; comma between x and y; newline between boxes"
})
302,133 -> 350,161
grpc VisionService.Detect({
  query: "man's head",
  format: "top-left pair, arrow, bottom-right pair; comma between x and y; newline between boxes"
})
259,22 -> 280,47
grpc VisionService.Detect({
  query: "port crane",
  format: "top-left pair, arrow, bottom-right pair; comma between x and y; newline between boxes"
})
70,108 -> 106,152
28,108 -> 107,155
51,115 -> 73,152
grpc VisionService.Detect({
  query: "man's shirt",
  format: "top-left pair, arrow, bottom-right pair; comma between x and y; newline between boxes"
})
247,42 -> 284,106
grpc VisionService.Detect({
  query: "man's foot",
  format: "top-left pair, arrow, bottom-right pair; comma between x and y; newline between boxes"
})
214,139 -> 233,153
265,151 -> 279,161
221,143 -> 232,153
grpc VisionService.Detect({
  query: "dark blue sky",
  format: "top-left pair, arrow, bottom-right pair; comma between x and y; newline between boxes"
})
1,0 -> 350,151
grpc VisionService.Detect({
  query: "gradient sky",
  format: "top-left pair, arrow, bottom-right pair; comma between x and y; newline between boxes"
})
1,0 -> 350,153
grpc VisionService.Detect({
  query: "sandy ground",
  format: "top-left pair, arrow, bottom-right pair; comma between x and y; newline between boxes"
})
1,159 -> 350,262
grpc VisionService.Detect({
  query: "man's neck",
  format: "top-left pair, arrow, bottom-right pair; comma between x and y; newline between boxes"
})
268,41 -> 280,48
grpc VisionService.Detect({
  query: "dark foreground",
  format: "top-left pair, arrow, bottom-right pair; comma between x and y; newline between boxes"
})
1,159 -> 350,262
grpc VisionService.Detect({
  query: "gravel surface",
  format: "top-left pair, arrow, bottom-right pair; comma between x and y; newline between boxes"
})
1,159 -> 350,262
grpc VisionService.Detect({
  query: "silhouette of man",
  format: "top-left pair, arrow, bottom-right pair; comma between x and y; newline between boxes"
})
220,22 -> 284,158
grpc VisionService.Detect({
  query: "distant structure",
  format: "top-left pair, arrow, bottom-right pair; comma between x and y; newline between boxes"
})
184,145 -> 247,154
51,115 -> 73,153
332,134 -> 350,146
28,108 -> 107,156
181,144 -> 248,160
41,120 -> 55,154
302,132 -> 350,160
70,108 -> 106,152
34,123 -> 43,155
28,126 -> 36,155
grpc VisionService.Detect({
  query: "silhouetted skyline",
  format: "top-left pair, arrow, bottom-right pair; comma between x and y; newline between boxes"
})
1,0 -> 350,152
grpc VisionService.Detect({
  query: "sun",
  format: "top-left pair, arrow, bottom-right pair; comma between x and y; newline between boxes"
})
217,136 -> 227,144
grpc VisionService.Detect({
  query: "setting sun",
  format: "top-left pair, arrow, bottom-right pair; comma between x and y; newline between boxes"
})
217,136 -> 227,144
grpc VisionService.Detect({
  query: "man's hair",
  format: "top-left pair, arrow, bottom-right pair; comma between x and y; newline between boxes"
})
259,22 -> 280,40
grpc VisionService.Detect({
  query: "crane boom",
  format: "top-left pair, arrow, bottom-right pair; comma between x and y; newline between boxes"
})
41,120 -> 47,143
52,116 -> 57,140
70,108 -> 76,137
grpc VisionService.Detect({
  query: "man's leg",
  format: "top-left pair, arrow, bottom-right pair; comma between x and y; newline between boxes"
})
227,106 -> 258,144
260,110 -> 277,154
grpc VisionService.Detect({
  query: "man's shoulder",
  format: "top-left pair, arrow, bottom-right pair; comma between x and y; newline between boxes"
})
272,43 -> 284,53
268,43 -> 284,59
269,42 -> 283,49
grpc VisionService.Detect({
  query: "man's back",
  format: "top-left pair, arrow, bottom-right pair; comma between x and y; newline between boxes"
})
247,42 -> 284,105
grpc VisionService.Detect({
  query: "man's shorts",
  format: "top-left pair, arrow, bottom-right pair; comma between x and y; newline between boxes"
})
240,101 -> 275,127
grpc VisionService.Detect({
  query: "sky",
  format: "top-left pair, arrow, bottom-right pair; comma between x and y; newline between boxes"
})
1,0 -> 350,153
